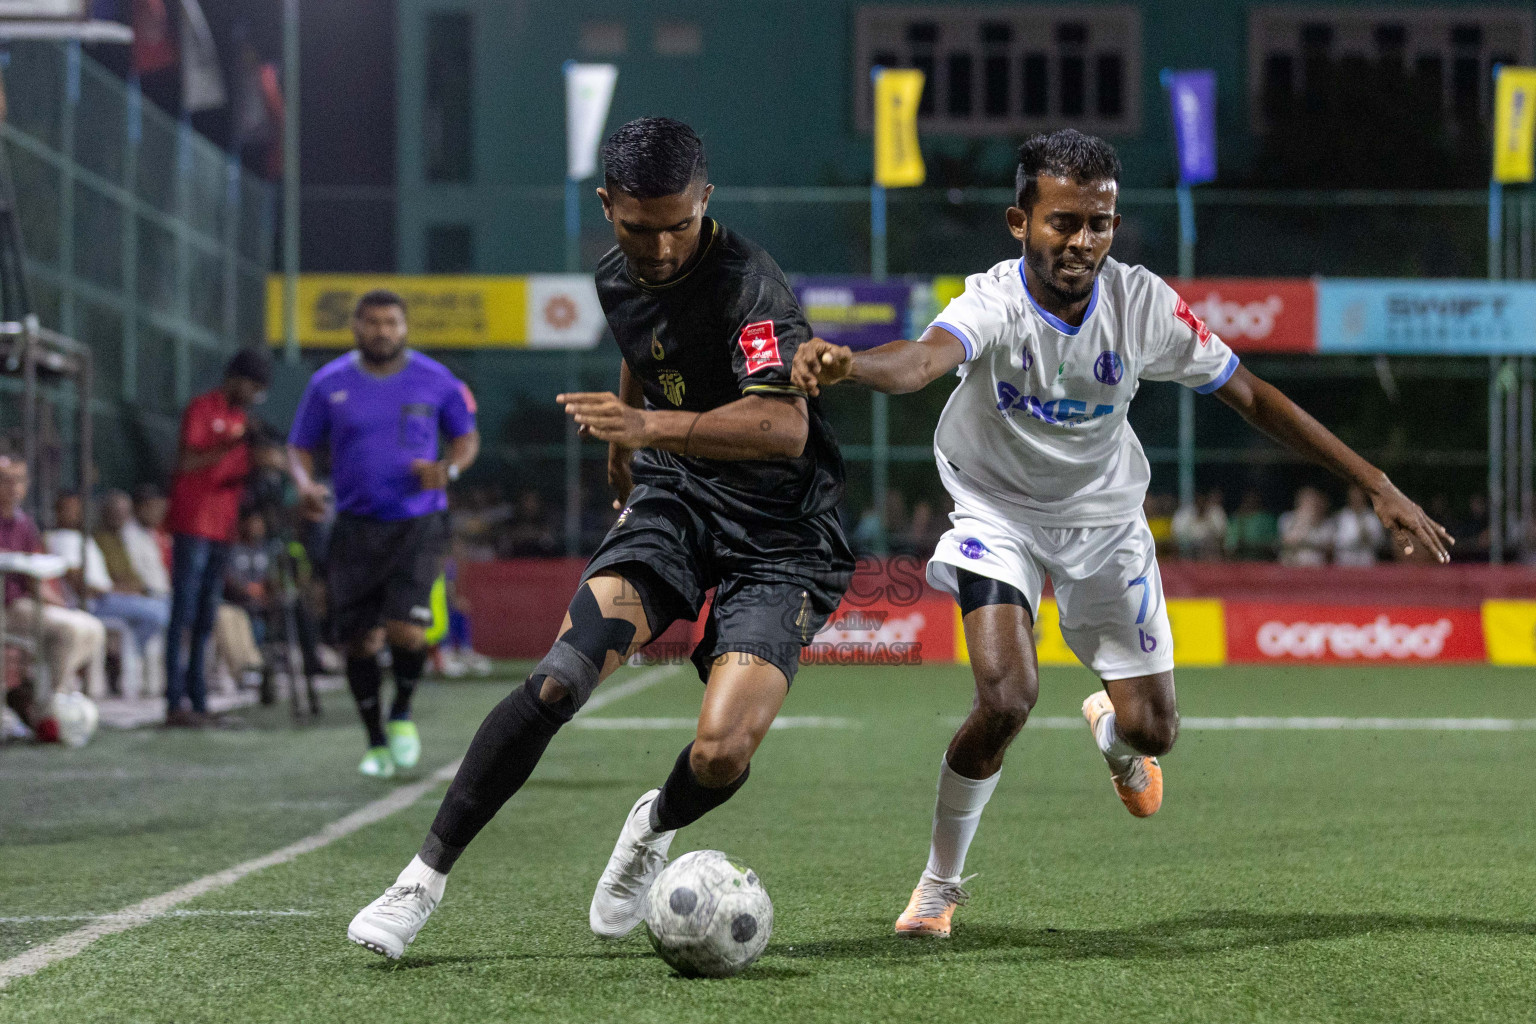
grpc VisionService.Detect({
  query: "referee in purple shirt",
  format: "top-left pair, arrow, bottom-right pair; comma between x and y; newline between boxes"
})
288,290 -> 480,779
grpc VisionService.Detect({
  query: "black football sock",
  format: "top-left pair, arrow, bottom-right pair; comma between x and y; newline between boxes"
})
650,742 -> 751,832
388,645 -> 427,721
421,676 -> 572,873
346,655 -> 387,748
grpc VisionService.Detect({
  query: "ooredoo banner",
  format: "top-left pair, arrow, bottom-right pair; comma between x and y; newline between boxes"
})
1225,603 -> 1486,664
1169,279 -> 1316,353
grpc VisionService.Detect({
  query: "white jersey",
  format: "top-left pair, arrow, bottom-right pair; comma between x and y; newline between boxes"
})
930,256 -> 1238,528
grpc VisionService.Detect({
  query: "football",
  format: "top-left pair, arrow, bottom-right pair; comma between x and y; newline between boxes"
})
643,850 -> 772,978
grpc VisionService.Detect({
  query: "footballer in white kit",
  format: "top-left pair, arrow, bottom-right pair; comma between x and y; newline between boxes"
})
794,129 -> 1453,939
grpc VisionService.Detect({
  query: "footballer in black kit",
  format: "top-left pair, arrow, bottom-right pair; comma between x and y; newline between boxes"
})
589,214 -> 853,684
346,117 -> 854,960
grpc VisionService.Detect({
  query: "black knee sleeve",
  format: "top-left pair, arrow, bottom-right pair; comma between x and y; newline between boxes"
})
957,568 -> 1033,622
530,583 -> 640,711
650,742 -> 751,832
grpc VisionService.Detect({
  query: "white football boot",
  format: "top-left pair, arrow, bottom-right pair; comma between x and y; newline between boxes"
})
347,883 -> 439,959
589,789 -> 676,938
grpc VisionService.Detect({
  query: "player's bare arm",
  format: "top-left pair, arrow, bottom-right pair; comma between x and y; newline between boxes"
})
606,359 -> 644,508
286,444 -> 329,521
792,326 -> 967,397
410,429 -> 479,491
1213,364 -> 1453,561
560,390 -> 809,460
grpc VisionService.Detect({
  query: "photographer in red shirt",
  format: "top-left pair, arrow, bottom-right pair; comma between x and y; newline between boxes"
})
163,349 -> 273,726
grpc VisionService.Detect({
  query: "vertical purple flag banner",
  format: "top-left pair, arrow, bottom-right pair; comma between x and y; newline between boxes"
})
1167,69 -> 1217,185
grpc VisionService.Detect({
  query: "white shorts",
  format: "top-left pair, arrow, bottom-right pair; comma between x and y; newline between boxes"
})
926,501 -> 1174,680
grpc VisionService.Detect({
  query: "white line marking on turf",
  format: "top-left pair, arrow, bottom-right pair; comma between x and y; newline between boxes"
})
0,910 -> 316,925
575,715 -> 855,731
1009,716 -> 1536,731
0,664 -> 679,990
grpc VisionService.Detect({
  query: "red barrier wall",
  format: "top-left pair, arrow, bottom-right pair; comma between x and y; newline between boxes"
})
459,558 -> 1536,659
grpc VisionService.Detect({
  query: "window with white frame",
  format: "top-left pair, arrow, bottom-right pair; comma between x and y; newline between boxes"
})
1250,7 -> 1534,126
854,6 -> 1142,136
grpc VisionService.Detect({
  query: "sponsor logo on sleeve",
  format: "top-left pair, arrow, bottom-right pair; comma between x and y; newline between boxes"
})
738,320 -> 783,374
958,538 -> 989,560
1174,297 -> 1213,346
459,383 -> 477,414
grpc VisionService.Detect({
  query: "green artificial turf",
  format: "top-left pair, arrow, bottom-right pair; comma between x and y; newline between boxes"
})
2,662 -> 1533,1023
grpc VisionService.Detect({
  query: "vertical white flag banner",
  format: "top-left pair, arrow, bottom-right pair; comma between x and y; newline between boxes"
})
179,0 -> 227,112
565,62 -> 618,181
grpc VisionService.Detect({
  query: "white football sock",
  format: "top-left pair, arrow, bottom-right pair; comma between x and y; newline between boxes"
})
1092,702 -> 1139,768
396,855 -> 447,903
923,756 -> 1001,883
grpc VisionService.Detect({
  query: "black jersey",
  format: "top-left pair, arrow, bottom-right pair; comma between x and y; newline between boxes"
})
594,218 -> 844,524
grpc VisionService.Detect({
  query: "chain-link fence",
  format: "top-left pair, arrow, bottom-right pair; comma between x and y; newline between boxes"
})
0,40 -> 275,487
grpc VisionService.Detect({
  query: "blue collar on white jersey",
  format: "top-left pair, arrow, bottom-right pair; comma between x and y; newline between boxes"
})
1018,262 -> 1099,337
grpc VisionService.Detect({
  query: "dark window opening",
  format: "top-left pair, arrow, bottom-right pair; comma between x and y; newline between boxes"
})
423,12 -> 474,183
872,51 -> 898,73
1452,55 -> 1481,119
1095,54 -> 1123,116
980,21 -> 1011,46
1374,23 -> 1406,50
1060,54 -> 1085,116
947,53 -> 974,116
1450,24 -> 1482,48
913,53 -> 936,115
984,53 -> 1009,116
1023,53 -> 1049,115
1263,52 -> 1294,117
906,21 -> 938,44
1300,22 -> 1334,49
1056,22 -> 1087,46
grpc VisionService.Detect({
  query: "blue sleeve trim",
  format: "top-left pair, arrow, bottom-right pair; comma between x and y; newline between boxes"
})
1193,353 -> 1240,394
930,321 -> 976,361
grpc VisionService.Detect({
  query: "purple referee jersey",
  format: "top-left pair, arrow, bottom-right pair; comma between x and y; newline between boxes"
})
288,351 -> 476,521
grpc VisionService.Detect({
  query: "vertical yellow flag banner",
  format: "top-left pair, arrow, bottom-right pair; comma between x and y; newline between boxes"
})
1493,66 -> 1536,184
874,68 -> 925,188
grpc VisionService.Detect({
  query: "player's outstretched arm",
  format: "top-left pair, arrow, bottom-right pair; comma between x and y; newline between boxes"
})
791,327 -> 967,397
1213,365 -> 1453,562
560,391 -> 809,461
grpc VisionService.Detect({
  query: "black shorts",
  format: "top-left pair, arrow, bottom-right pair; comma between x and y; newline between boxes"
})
327,511 -> 450,643
580,484 -> 854,687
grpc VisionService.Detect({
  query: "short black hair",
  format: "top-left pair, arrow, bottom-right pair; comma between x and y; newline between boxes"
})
225,347 -> 272,387
1015,129 -> 1122,211
355,289 -> 407,317
601,117 -> 708,198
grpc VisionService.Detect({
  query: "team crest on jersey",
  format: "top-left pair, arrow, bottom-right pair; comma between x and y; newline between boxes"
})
1094,351 -> 1124,385
1174,297 -> 1213,346
738,320 -> 782,374
658,369 -> 686,406
959,537 -> 989,560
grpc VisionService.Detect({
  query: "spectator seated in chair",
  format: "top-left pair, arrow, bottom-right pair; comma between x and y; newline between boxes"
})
93,490 -> 173,665
0,456 -> 105,697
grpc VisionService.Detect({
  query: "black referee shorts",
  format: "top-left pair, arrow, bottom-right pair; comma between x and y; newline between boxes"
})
327,511 -> 450,643
580,484 -> 853,687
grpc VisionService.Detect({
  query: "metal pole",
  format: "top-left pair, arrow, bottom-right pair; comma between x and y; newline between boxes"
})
1507,360 -> 1520,546
563,176 -> 583,555
223,153 -> 241,347
78,347 -> 92,512
1489,356 -> 1504,563
1521,355 -> 1533,553
122,74 -> 141,403
1488,182 -> 1502,281
20,315 -> 37,519
870,182 -> 889,556
1176,183 -> 1196,510
282,0 -> 301,363
59,41 -> 79,342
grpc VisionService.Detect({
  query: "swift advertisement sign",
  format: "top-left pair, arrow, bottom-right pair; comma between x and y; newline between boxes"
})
1317,280 -> 1536,355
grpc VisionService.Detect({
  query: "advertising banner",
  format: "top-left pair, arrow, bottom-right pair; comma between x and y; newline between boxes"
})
1317,280 -> 1536,355
794,279 -> 911,350
266,275 -> 606,349
1482,600 -> 1536,665
873,67 -> 926,188
1225,603 -> 1486,664
1493,66 -> 1536,184
954,599 -> 1226,668
1170,279 -> 1316,353
565,62 -> 618,182
802,594 -> 955,666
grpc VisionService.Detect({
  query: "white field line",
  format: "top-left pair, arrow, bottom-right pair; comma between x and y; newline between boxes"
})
0,664 -> 679,990
970,716 -> 1536,731
575,715 -> 856,731
0,910 -> 316,924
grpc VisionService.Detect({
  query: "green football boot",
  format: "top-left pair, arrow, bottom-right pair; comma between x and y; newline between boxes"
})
386,720 -> 421,771
359,746 -> 397,779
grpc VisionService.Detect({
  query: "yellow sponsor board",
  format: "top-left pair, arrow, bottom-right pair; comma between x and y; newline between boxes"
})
1482,600 -> 1536,665
955,598 -> 1226,666
1493,66 -> 1536,184
873,68 -> 926,188
932,275 -> 967,311
266,275 -> 529,348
